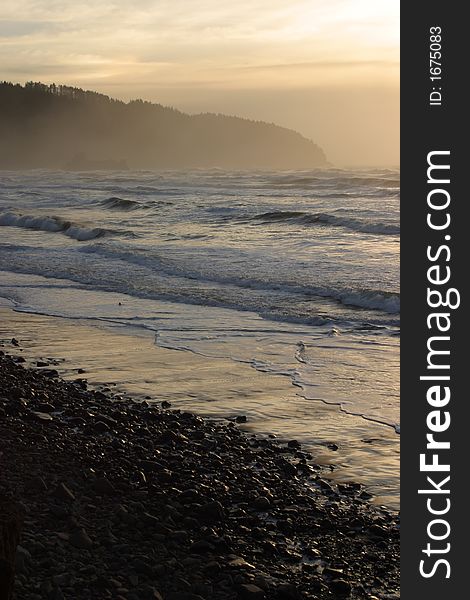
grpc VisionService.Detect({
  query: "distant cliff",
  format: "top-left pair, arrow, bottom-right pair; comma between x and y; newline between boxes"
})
0,82 -> 327,170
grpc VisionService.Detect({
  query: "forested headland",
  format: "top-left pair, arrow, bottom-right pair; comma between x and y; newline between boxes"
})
0,82 -> 327,170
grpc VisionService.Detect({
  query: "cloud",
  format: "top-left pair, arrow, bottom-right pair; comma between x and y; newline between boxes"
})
0,0 -> 399,165
0,1 -> 398,79
0,20 -> 62,38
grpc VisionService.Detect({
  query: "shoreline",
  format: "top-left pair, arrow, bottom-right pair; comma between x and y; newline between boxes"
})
1,344 -> 399,600
0,306 -> 399,509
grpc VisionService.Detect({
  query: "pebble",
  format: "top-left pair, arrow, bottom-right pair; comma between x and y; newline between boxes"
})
190,540 -> 214,553
287,439 -> 301,449
196,500 -> 225,523
237,583 -> 266,599
251,496 -> 271,511
53,482 -> 76,502
15,545 -> 31,574
93,476 -> 115,495
26,476 -> 48,492
276,583 -> 302,599
328,579 -> 352,596
70,528 -> 93,550
93,420 -> 110,433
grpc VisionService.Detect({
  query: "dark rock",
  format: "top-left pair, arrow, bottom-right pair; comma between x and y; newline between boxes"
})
167,594 -> 205,600
317,479 -> 335,494
228,556 -> 255,569
130,470 -> 147,486
253,575 -> 269,591
139,459 -> 162,473
169,530 -> 189,543
190,540 -> 214,554
323,567 -> 343,578
156,430 -> 182,445
141,512 -> 169,533
197,500 -> 225,524
50,505 -> 70,519
53,573 -> 72,587
204,560 -> 221,574
328,579 -> 352,596
93,477 -> 115,495
26,476 -> 48,492
251,496 -> 271,511
70,528 -> 93,550
287,440 -> 301,449
50,586 -> 65,600
53,483 -> 75,502
133,558 -> 154,577
67,416 -> 87,427
31,411 -> 53,422
36,402 -> 55,413
276,583 -> 302,599
93,420 -> 110,433
15,545 -> 31,574
95,413 -> 117,427
42,369 -> 59,378
237,583 -> 266,599
277,459 -> 297,477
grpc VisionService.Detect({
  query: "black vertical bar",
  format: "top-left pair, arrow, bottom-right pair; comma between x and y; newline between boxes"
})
401,3 -> 466,598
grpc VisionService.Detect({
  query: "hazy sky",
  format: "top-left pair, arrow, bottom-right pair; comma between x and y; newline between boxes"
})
0,0 -> 399,166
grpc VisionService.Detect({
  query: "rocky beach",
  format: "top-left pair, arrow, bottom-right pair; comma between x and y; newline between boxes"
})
0,341 -> 399,600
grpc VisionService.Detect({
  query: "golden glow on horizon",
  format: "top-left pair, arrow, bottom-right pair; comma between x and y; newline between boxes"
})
0,0 -> 399,166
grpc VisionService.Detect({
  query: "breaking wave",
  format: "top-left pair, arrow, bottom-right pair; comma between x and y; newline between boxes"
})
251,211 -> 399,235
78,242 -> 400,315
0,211 -> 109,241
100,197 -> 141,210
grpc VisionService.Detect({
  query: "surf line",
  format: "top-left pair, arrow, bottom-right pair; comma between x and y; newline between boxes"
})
418,150 -> 460,580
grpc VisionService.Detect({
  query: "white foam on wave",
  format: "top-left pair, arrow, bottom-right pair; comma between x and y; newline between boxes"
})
0,211 -> 106,241
315,213 -> 400,235
100,197 -> 141,210
252,210 -> 399,235
78,242 -> 400,315
335,290 -> 400,314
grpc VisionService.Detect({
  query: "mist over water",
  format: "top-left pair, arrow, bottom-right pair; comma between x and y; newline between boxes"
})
0,167 -> 399,501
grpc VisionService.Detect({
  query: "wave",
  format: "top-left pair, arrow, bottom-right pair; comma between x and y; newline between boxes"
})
78,243 -> 400,314
273,175 -> 400,189
251,211 -> 400,235
332,289 -> 400,313
0,211 -> 109,241
100,197 -> 141,210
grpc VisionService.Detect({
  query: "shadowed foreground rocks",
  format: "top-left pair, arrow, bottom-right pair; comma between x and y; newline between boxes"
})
0,497 -> 24,600
0,351 -> 399,600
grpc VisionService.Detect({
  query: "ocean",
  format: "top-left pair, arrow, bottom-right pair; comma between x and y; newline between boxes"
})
0,168 -> 400,506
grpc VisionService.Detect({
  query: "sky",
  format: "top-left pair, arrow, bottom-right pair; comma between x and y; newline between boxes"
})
0,0 -> 399,166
